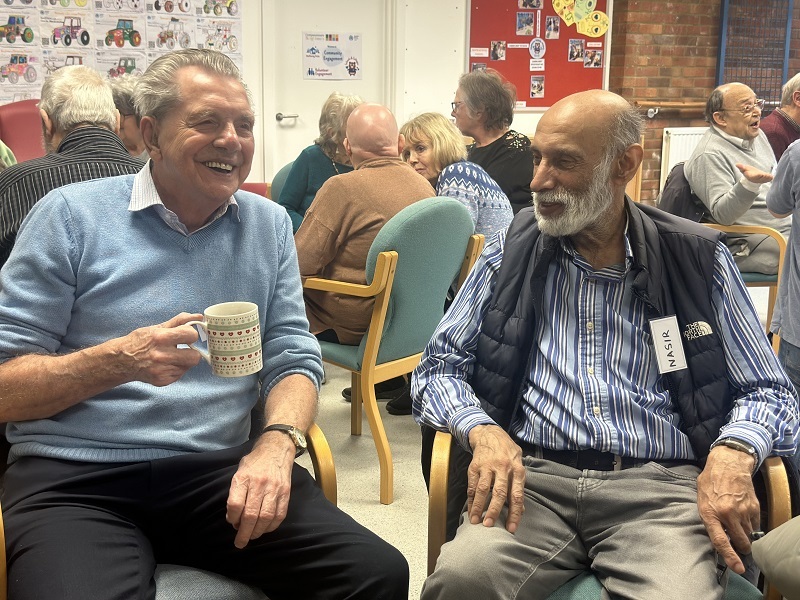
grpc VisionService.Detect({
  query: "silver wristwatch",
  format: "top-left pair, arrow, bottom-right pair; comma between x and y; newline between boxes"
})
263,424 -> 307,458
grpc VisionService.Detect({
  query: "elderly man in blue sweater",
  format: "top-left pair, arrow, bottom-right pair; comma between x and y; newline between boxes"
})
0,49 -> 407,600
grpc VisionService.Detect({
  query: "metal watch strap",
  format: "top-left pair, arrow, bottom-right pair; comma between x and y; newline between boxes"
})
713,438 -> 758,473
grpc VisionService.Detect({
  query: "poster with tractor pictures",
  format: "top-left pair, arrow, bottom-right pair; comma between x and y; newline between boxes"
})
0,0 -> 243,105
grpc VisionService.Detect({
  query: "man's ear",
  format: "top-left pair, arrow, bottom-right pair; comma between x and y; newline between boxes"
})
792,90 -> 800,107
39,109 -> 53,139
113,109 -> 121,135
613,143 -> 643,184
397,132 -> 405,157
343,137 -> 352,157
140,116 -> 160,159
711,111 -> 727,128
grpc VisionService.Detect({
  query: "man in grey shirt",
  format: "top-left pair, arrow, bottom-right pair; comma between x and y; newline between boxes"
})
685,82 -> 790,274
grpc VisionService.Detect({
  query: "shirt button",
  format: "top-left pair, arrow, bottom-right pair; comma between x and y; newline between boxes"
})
593,406 -> 601,415
587,322 -> 594,331
587,367 -> 594,375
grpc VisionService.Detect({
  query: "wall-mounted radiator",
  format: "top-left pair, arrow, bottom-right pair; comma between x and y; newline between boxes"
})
659,127 -> 707,191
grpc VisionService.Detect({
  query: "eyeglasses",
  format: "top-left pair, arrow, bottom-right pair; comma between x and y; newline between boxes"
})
451,101 -> 464,112
720,98 -> 765,117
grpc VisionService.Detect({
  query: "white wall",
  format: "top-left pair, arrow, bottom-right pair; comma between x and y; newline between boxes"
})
240,0 -> 543,182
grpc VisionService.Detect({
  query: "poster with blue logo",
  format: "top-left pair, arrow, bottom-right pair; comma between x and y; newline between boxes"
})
302,32 -> 362,80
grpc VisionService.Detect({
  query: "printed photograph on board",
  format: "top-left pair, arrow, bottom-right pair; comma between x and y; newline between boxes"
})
490,40 -> 507,60
530,75 -> 544,98
545,16 -> 560,39
584,49 -> 602,68
568,39 -> 584,62
516,12 -> 534,35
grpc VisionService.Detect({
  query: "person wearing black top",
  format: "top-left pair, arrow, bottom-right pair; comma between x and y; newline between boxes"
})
451,68 -> 534,214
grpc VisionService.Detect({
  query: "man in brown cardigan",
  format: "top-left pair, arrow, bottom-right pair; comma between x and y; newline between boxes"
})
295,103 -> 435,344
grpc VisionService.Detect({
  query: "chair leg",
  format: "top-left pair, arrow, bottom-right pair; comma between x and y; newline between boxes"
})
766,284 -> 777,334
360,372 -> 394,505
350,372 -> 362,436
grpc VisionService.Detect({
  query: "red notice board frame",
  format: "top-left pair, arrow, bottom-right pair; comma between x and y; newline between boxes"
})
467,0 -> 613,110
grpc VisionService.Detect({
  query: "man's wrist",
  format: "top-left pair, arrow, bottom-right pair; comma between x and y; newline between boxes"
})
711,438 -> 759,474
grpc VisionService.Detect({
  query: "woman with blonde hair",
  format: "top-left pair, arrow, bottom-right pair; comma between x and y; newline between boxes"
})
278,91 -> 364,232
400,111 -> 513,238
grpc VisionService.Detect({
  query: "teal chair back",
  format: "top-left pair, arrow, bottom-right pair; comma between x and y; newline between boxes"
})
351,196 -> 474,368
270,161 -> 294,203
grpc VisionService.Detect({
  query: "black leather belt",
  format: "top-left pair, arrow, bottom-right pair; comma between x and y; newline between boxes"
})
516,439 -> 698,471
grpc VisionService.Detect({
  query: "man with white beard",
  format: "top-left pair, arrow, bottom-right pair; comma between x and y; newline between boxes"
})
411,90 -> 798,599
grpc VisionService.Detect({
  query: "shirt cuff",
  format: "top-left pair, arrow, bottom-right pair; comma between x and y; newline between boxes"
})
739,177 -> 762,193
449,406 -> 499,452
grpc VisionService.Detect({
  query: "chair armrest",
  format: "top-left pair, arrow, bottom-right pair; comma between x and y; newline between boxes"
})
303,251 -> 397,298
761,456 -> 792,530
428,430 -> 453,575
759,456 -> 793,600
455,235 -> 484,292
307,423 -> 337,506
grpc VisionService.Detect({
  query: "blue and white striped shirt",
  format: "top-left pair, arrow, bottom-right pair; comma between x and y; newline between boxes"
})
411,228 -> 799,465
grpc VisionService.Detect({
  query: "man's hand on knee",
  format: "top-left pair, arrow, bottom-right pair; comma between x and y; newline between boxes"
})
226,433 -> 295,548
466,425 -> 526,533
696,445 -> 760,574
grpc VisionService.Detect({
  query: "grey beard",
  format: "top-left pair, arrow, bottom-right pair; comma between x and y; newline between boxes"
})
532,163 -> 615,237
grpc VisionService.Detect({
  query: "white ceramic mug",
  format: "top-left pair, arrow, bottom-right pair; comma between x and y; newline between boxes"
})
188,301 -> 262,377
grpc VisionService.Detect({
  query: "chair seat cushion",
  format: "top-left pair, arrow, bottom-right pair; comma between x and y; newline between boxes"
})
319,340 -> 361,371
545,571 -> 760,599
154,564 -> 267,600
740,272 -> 778,283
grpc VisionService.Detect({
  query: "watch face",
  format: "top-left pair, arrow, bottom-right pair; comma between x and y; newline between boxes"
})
291,428 -> 307,448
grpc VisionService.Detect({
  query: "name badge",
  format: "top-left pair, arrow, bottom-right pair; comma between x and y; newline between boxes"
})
649,316 -> 687,373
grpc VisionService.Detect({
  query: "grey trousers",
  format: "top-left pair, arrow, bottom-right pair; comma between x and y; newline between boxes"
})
422,457 -> 727,600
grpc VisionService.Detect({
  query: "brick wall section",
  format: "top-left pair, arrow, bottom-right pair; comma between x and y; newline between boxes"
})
610,1 -> 800,205
610,0 -> 722,205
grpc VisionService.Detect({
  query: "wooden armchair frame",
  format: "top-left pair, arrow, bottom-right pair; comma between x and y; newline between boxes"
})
427,430 -> 792,600
304,234 -> 484,505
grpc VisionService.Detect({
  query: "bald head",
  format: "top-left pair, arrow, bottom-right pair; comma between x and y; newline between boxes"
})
540,90 -> 635,149
705,82 -> 762,139
343,104 -> 402,166
705,82 -> 754,122
530,90 -> 643,244
531,90 -> 643,203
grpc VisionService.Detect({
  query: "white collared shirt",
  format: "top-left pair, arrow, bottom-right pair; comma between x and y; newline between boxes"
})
128,162 -> 240,236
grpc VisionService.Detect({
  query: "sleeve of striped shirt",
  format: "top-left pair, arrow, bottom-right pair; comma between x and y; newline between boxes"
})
710,241 -> 799,466
411,230 -> 506,451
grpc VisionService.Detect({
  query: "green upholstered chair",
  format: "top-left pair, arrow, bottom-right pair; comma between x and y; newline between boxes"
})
427,431 -> 792,600
304,197 -> 480,504
703,224 -> 786,351
0,423 -> 337,600
268,160 -> 294,203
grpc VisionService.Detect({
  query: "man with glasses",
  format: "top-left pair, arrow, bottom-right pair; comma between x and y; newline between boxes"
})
685,82 -> 790,275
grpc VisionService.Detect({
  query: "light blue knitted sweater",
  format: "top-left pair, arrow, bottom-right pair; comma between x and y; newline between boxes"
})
0,174 -> 323,463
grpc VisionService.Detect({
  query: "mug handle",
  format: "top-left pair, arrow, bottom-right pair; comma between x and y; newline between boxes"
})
185,320 -> 211,364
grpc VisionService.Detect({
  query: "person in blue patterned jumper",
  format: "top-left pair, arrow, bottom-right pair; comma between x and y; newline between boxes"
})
400,112 -> 513,239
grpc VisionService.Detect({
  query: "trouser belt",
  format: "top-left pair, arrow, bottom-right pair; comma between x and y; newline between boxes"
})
516,439 -> 698,472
